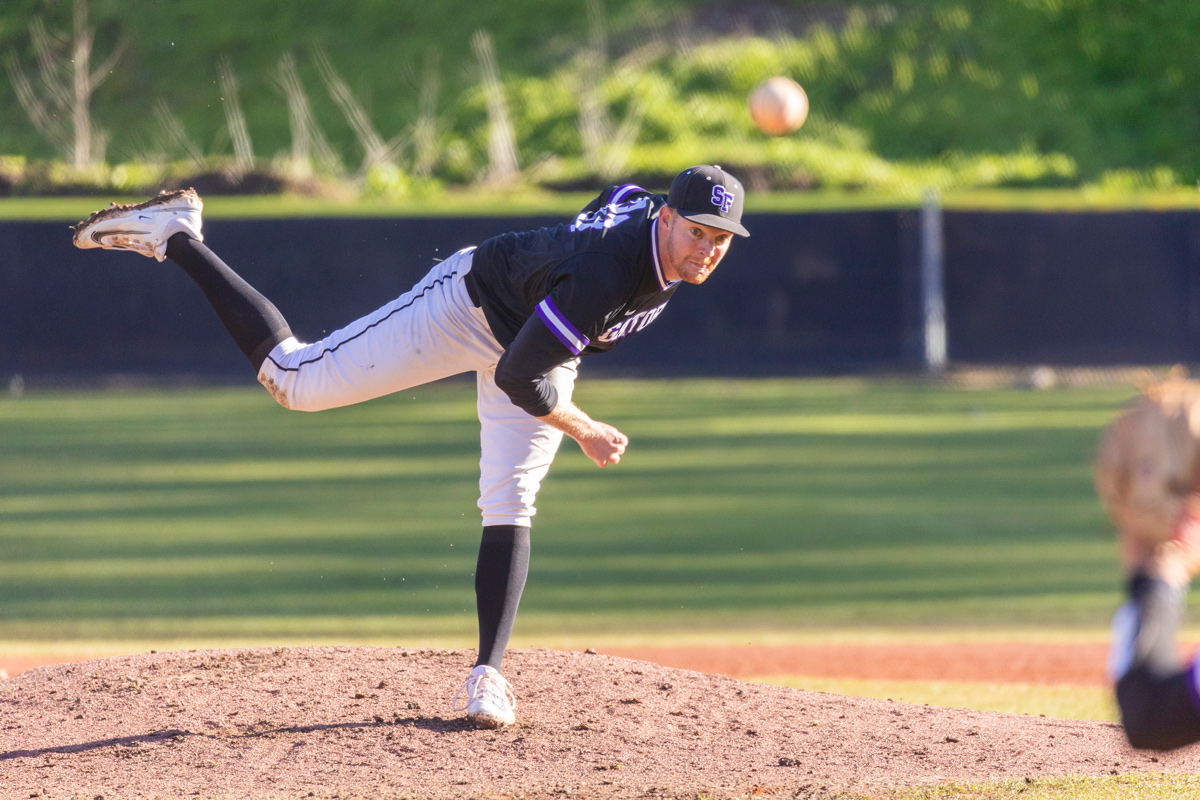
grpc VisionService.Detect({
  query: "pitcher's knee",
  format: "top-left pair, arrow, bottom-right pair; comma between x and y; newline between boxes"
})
480,507 -> 536,529
258,372 -> 296,410
478,492 -> 538,529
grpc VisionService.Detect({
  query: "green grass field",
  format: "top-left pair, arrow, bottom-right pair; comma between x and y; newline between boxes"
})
0,377 -> 1141,644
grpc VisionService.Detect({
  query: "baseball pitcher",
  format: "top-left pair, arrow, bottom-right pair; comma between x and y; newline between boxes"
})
72,165 -> 750,729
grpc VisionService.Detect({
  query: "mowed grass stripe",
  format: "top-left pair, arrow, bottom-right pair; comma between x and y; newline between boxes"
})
0,378 -> 1145,639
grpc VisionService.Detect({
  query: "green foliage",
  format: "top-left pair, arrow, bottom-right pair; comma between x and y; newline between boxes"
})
808,0 -> 1200,184
1,1 -> 1198,195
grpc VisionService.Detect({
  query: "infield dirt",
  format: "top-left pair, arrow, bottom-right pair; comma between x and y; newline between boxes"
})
2,646 -> 1199,799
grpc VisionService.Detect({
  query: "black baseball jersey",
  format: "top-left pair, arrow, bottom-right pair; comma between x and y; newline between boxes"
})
467,184 -> 680,416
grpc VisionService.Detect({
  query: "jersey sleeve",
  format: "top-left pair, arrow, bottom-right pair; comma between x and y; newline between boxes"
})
493,317 -> 572,416
493,256 -> 634,416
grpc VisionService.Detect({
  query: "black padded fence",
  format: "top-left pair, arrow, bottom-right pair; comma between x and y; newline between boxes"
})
944,210 -> 1200,365
0,211 -> 916,380
2,208 -> 1199,381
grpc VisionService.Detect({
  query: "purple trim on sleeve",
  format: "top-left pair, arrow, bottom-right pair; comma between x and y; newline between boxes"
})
535,297 -> 590,355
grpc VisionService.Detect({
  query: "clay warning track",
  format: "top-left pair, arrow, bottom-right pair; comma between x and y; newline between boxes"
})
2,646 -> 1198,800
606,642 -> 1117,686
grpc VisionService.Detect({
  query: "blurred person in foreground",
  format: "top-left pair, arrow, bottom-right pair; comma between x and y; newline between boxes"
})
1096,371 -> 1200,750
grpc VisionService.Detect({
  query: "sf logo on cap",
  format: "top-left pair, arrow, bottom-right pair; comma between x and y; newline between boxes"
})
711,185 -> 735,213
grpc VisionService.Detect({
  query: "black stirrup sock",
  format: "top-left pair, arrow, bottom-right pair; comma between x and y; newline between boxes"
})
474,525 -> 531,671
165,232 -> 293,370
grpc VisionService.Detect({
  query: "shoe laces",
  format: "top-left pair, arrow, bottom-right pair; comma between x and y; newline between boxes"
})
452,667 -> 515,712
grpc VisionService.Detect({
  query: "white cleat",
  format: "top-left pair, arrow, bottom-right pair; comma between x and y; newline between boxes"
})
72,188 -> 203,262
452,664 -> 516,729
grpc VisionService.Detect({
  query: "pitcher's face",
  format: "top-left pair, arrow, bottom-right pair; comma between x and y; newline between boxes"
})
658,206 -> 734,285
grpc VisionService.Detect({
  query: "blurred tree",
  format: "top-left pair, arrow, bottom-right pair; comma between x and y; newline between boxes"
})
5,0 -> 124,168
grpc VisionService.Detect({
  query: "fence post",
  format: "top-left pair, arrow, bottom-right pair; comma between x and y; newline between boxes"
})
921,190 -> 947,373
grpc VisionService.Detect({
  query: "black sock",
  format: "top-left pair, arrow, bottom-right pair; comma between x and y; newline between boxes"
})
474,525 -> 530,671
165,232 -> 293,370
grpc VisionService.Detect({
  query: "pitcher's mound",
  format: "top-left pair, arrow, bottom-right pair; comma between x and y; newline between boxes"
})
1,646 -> 1196,799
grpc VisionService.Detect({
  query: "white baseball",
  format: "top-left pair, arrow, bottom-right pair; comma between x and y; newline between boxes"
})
748,77 -> 809,136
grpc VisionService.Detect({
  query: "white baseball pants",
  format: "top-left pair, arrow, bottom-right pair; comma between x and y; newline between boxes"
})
257,248 -> 577,527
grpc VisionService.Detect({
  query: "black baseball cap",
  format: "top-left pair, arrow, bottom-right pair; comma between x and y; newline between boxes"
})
666,165 -> 750,238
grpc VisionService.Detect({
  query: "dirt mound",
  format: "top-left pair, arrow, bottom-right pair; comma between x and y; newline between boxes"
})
1,647 -> 1197,799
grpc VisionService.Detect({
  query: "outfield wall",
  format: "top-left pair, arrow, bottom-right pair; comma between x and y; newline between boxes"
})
3,209 -> 1199,379
945,210 -> 1200,365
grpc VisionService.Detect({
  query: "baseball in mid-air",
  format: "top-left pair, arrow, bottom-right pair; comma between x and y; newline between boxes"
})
748,76 -> 809,136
